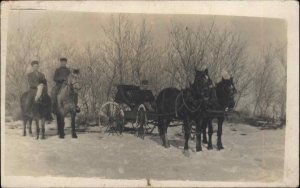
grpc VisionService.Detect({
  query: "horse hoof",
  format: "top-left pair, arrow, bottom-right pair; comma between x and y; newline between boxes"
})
72,134 -> 78,139
23,133 -> 26,136
196,147 -> 202,152
217,145 -> 224,150
207,145 -> 213,150
41,136 -> 45,140
59,135 -> 65,139
183,150 -> 190,157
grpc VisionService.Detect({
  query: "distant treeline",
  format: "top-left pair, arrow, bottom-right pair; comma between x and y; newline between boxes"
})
6,15 -> 286,121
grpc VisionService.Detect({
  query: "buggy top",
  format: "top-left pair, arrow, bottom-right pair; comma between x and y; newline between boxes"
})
114,84 -> 155,110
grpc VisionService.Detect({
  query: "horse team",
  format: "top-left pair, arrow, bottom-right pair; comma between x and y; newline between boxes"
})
20,57 -> 237,154
156,68 -> 236,155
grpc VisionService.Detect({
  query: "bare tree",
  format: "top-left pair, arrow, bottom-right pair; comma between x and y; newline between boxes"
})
252,44 -> 278,116
166,21 -> 251,109
101,15 -> 159,98
166,21 -> 214,88
274,44 -> 287,119
206,29 -> 251,108
6,19 -> 50,117
76,43 -> 104,116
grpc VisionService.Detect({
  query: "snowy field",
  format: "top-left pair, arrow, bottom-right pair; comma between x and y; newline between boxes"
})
4,119 -> 285,182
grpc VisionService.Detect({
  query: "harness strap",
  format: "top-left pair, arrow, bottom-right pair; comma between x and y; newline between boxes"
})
181,90 -> 203,113
175,92 -> 184,117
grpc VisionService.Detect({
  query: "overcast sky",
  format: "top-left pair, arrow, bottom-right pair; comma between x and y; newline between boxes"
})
8,10 -> 286,58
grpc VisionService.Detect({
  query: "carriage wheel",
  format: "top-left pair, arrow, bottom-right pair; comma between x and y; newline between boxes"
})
136,104 -> 147,139
99,101 -> 124,134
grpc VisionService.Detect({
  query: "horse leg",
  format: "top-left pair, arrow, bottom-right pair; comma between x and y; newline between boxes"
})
164,119 -> 170,148
202,118 -> 208,144
29,119 -> 33,135
57,115 -> 64,139
158,119 -> 165,146
158,118 -> 169,148
162,119 -> 170,148
71,113 -> 78,138
35,119 -> 40,140
217,117 -> 224,150
207,118 -> 213,150
195,119 -> 202,152
61,115 -> 65,137
56,115 -> 61,135
23,118 -> 28,136
183,118 -> 191,152
41,118 -> 45,139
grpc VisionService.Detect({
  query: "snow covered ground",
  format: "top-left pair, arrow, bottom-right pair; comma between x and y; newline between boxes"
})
4,119 -> 285,182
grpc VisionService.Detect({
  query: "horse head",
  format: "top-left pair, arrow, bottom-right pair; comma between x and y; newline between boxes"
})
217,76 -> 237,110
66,68 -> 81,92
192,68 -> 211,99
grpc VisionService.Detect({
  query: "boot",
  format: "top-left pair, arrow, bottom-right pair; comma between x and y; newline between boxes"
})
41,129 -> 45,139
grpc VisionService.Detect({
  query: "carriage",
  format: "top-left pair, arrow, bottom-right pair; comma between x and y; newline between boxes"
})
99,83 -> 163,137
99,79 -> 238,141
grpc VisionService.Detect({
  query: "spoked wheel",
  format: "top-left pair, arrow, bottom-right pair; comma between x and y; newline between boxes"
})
99,101 -> 124,135
135,104 -> 147,139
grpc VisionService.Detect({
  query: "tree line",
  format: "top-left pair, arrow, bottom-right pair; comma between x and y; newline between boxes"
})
6,15 -> 286,122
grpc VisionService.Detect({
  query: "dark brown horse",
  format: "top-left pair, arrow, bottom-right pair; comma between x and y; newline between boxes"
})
20,86 -> 52,139
156,69 -> 211,155
52,71 -> 80,139
202,77 -> 237,150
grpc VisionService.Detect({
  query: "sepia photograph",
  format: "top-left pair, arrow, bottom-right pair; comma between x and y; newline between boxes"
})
1,1 -> 299,187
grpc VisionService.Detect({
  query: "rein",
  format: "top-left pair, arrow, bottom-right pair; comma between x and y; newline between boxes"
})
62,76 -> 81,93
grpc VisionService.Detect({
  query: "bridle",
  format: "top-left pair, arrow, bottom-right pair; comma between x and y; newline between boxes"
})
218,80 -> 236,109
62,75 -> 81,92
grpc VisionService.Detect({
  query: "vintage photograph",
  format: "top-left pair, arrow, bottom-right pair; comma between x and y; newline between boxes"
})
1,1 -> 298,187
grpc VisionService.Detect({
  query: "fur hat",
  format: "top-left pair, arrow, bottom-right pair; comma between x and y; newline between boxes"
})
31,60 -> 39,66
60,57 -> 67,62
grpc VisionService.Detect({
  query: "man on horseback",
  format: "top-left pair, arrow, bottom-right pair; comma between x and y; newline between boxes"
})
22,60 -> 52,138
28,60 -> 48,102
52,57 -> 80,113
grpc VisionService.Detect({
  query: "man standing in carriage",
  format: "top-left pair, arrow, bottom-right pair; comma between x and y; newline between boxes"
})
52,57 -> 80,113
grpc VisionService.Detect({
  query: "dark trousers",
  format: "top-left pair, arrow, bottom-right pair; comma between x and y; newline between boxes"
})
51,84 -> 62,113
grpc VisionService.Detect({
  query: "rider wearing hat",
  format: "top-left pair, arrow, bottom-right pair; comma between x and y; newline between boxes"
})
28,60 -> 47,101
28,60 -> 52,121
52,57 -> 80,113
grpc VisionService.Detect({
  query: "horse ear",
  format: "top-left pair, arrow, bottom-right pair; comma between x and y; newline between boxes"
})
222,76 -> 225,81
230,77 -> 233,81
